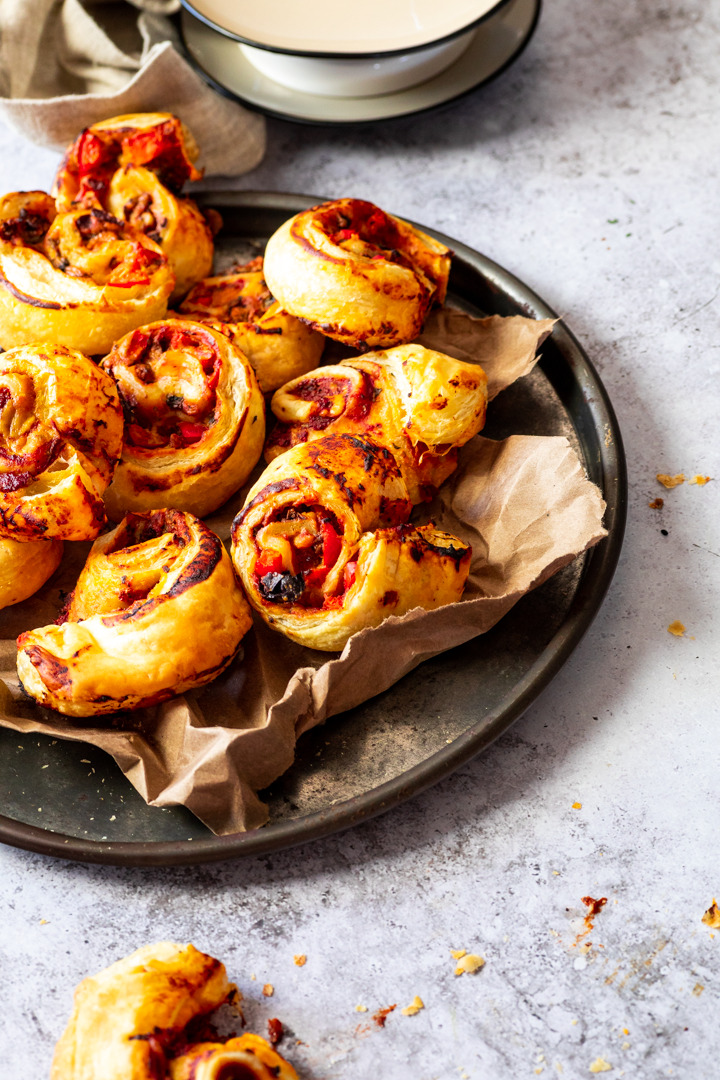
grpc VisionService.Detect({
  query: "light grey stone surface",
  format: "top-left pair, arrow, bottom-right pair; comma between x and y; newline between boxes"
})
1,1 -> 719,1077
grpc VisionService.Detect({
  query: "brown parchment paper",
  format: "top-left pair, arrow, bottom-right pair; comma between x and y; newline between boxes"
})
0,312 -> 608,835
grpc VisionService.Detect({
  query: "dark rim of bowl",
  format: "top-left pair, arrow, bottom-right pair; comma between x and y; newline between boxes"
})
179,0 -> 514,59
178,0 -> 541,128
0,192 -> 627,867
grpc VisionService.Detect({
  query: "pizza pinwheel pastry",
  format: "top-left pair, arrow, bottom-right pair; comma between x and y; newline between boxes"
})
231,433 -> 471,651
0,344 -> 123,541
178,256 -> 325,392
53,112 -> 214,302
169,1034 -> 298,1080
0,537 -> 63,609
17,509 -> 251,717
51,942 -> 238,1080
267,343 -> 488,502
0,192 -> 174,354
53,112 -> 203,211
102,320 -> 265,520
263,197 -> 451,349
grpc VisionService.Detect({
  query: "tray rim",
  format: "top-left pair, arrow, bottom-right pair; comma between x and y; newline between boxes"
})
0,191 -> 627,867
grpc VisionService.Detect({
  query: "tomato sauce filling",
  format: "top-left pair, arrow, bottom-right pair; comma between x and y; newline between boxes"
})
254,504 -> 355,608
320,201 -> 417,271
181,259 -> 274,323
71,118 -> 199,207
112,325 -> 221,450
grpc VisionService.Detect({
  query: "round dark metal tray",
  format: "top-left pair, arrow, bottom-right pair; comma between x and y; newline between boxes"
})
0,193 -> 626,866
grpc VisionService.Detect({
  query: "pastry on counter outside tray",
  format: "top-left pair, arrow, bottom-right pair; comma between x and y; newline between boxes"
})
51,941 -> 298,1080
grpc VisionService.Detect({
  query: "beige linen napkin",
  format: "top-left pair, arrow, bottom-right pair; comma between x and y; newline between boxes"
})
0,0 -> 265,175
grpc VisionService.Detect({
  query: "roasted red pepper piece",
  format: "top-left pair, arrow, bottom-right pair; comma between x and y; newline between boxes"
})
255,552 -> 284,577
321,521 -> 341,569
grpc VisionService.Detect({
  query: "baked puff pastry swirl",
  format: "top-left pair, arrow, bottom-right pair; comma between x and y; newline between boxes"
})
178,256 -> 325,393
267,343 -> 488,503
53,113 -> 213,302
53,112 -> 202,211
50,942 -> 238,1080
231,433 -> 470,652
17,509 -> 252,716
0,344 -> 123,541
169,1035 -> 298,1080
102,320 -> 265,520
263,198 -> 451,349
0,192 -> 174,354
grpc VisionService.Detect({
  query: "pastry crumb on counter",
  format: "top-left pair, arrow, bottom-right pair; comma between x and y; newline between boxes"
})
450,948 -> 467,959
702,899 -> 720,928
589,1058 -> 613,1073
293,954 -> 306,966
262,983 -> 274,997
355,1004 -> 368,1013
667,621 -> 686,637
689,475 -> 711,485
454,953 -> 485,976
572,801 -> 583,809
656,473 -> 685,488
692,983 -> 704,996
401,995 -> 424,1016
648,497 -> 664,508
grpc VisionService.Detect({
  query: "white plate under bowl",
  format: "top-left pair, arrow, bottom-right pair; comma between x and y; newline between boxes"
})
180,0 -> 541,125
182,0 -> 506,56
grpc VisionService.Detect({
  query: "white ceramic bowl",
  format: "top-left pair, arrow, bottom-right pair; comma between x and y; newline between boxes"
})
183,0 -> 504,54
239,32 -> 476,98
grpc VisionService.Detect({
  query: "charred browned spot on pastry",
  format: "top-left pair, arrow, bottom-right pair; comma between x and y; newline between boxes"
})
381,590 -> 399,606
0,272 -> 63,309
424,538 -> 471,567
308,464 -> 332,479
236,478 -> 300,527
20,642 -> 70,693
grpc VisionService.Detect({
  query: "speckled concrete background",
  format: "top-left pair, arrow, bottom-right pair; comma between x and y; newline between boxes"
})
2,0 -> 719,1076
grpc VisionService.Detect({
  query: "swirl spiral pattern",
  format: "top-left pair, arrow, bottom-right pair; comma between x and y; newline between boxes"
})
231,433 -> 470,651
17,509 -> 252,716
263,197 -> 451,349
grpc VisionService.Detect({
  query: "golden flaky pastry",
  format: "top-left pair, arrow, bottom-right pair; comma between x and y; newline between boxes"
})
0,192 -> 174,354
169,1034 -> 298,1080
17,509 -> 252,716
53,112 -> 212,300
231,433 -> 470,651
178,257 -> 325,392
107,165 -> 214,302
267,343 -> 488,502
50,942 -> 237,1080
263,198 -> 451,349
0,343 -> 123,541
52,112 -> 202,210
102,320 -> 265,520
0,536 -> 63,608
